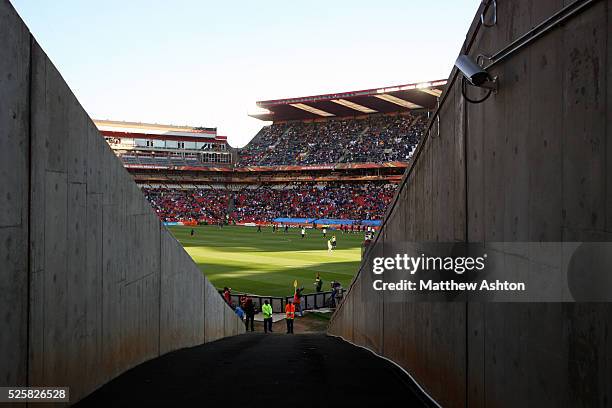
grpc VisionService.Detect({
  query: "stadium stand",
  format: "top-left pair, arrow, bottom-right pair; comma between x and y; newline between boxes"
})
238,113 -> 426,166
96,120 -> 233,168
144,187 -> 231,224
231,183 -> 394,222
97,81 -> 445,225
143,182 -> 394,224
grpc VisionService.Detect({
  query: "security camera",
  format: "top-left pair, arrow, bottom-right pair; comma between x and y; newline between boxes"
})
455,55 -> 490,86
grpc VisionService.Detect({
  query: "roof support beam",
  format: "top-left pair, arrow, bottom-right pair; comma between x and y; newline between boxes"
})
289,103 -> 335,117
373,94 -> 423,109
331,99 -> 377,113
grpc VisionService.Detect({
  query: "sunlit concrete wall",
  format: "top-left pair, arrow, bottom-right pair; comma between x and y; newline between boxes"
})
0,1 -> 243,404
329,0 -> 612,407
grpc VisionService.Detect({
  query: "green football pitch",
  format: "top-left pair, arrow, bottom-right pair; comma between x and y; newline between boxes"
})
168,225 -> 364,297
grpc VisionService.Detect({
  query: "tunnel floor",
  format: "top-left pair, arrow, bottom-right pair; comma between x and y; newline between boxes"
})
76,333 -> 432,407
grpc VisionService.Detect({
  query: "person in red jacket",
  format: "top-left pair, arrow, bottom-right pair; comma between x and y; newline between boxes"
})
223,287 -> 231,306
285,299 -> 295,334
242,296 -> 255,332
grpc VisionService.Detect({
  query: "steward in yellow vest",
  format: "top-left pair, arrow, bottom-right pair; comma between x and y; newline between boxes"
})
262,300 -> 273,333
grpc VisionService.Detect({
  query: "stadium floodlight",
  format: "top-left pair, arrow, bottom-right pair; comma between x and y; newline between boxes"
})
374,94 -> 422,109
415,82 -> 432,89
399,85 -> 416,91
331,99 -> 377,114
376,86 -> 401,94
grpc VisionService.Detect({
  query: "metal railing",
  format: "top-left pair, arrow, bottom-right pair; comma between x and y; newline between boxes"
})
219,290 -> 346,314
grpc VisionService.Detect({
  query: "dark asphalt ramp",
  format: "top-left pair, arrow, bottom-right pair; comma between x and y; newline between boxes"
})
76,333 -> 433,407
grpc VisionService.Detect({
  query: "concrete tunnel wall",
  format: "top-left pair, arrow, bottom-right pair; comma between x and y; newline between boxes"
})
0,0 -> 243,404
329,0 -> 612,407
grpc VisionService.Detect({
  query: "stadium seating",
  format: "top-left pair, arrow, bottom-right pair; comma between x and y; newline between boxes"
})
238,113 -> 426,166
139,113 -> 424,223
144,187 -> 231,223
142,182 -> 395,224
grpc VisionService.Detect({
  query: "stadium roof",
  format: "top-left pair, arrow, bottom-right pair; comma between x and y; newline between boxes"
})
94,120 -> 217,137
94,120 -> 229,143
249,80 -> 447,122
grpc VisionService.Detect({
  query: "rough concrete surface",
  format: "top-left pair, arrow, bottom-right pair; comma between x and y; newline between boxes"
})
0,0 -> 243,404
329,0 -> 612,407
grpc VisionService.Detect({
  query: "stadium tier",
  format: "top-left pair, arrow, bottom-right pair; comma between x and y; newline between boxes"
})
95,120 -> 234,168
238,113 -> 426,166
143,182 -> 394,225
96,81 -> 445,225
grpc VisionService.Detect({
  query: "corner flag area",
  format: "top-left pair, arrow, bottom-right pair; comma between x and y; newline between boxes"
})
169,225 -> 363,296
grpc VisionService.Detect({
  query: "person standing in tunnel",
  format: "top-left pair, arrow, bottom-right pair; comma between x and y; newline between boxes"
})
262,300 -> 273,333
242,295 -> 255,332
285,298 -> 295,334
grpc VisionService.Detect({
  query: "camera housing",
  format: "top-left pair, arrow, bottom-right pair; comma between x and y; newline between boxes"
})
455,55 -> 490,86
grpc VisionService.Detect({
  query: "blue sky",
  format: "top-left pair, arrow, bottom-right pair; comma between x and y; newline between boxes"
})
11,0 -> 478,147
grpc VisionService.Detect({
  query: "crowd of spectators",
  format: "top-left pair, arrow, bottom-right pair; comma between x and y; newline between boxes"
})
142,114 -> 421,223
343,115 -> 425,163
143,187 -> 230,223
142,182 -> 395,223
237,123 -> 293,166
230,183 -> 394,222
238,113 -> 426,167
